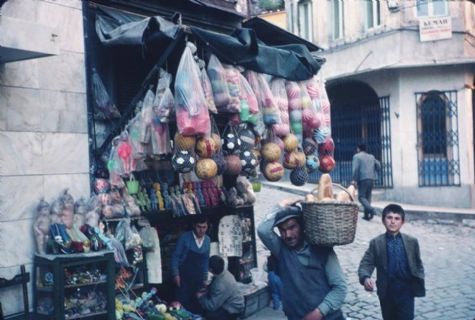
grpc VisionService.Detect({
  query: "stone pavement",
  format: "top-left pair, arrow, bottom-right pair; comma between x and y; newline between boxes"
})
247,186 -> 475,320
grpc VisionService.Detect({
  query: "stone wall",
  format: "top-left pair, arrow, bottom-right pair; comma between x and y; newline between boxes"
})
0,0 -> 89,315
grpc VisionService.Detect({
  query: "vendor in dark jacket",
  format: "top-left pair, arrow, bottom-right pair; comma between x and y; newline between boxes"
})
358,203 -> 425,320
197,255 -> 244,320
257,199 -> 347,320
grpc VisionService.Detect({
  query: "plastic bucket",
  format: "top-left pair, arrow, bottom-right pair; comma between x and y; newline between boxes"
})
126,175 -> 139,194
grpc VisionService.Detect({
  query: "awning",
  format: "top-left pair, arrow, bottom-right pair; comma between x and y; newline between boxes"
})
95,6 -> 324,81
243,17 -> 322,52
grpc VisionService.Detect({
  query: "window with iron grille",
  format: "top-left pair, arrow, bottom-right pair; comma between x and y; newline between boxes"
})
416,90 -> 460,186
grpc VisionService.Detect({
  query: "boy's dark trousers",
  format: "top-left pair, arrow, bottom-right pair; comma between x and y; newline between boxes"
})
379,278 -> 414,320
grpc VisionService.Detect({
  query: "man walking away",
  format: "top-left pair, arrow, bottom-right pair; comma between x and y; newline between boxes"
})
352,143 -> 381,220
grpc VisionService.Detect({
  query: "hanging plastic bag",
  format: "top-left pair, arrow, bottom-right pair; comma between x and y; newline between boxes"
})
239,73 -> 258,115
151,88 -> 173,156
255,72 -> 280,125
286,81 -> 303,142
128,112 -> 146,159
207,54 -> 231,107
271,78 -> 290,137
174,45 -> 211,136
200,68 -> 218,114
139,89 -> 155,144
314,79 -> 332,143
107,137 -> 126,188
91,68 -> 121,120
222,65 -> 241,113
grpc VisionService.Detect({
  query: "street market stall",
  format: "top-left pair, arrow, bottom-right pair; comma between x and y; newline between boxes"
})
30,1 -> 338,319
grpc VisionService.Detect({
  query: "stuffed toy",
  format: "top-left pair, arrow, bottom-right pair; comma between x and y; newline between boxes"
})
33,198 -> 51,254
236,176 -> 256,205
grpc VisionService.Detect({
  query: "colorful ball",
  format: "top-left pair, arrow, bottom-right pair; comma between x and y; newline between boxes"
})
174,133 -> 196,151
290,166 -> 308,186
195,158 -> 218,180
261,143 -> 282,162
302,138 -> 318,155
306,155 -> 320,173
302,108 -> 321,130
263,162 -> 285,182
283,151 -> 306,169
171,150 -> 195,173
211,133 -> 222,150
318,137 -> 335,156
195,137 -> 218,158
319,155 -> 336,173
283,134 -> 299,153
224,154 -> 242,176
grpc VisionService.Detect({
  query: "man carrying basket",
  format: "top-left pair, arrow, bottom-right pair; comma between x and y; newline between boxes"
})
257,199 -> 347,320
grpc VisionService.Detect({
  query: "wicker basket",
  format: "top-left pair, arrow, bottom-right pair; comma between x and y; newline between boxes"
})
301,184 -> 358,246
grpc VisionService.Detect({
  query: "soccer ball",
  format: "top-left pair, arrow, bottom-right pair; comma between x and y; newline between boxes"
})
171,150 -> 195,173
240,150 -> 258,175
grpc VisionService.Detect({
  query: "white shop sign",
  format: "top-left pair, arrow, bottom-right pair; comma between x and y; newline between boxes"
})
419,16 -> 452,42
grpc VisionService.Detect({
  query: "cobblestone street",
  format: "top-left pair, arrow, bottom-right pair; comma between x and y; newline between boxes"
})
251,187 -> 475,320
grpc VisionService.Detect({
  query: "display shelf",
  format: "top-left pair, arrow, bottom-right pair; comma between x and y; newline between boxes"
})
64,280 -> 107,288
33,251 -> 115,320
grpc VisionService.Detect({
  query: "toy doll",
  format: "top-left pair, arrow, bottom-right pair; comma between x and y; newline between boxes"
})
59,189 -> 75,229
33,199 -> 51,254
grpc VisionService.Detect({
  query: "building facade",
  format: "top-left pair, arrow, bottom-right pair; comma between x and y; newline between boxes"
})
0,0 -> 89,316
287,0 -> 475,208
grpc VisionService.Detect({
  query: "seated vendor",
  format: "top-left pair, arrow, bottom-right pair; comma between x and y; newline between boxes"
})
197,255 -> 244,320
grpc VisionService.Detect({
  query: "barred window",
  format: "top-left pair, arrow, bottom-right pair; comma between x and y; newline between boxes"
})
416,91 -> 460,186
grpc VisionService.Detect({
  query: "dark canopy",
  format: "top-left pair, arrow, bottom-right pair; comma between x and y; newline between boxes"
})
95,6 -> 324,81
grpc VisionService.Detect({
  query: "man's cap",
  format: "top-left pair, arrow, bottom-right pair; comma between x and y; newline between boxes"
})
273,205 -> 302,227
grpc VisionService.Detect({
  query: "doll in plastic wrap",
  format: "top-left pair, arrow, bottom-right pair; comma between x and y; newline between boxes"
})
85,196 -> 101,228
73,197 -> 88,230
33,199 -> 51,254
59,189 -> 75,229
